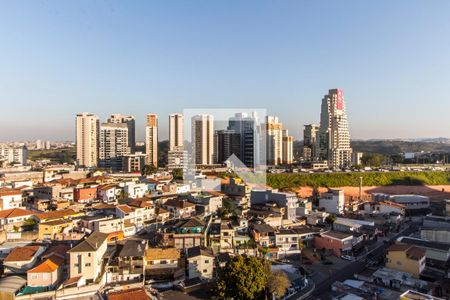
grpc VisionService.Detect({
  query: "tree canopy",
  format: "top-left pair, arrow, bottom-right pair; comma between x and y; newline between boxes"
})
267,270 -> 291,298
171,168 -> 183,180
361,153 -> 385,167
214,255 -> 270,300
141,164 -> 157,176
325,214 -> 337,226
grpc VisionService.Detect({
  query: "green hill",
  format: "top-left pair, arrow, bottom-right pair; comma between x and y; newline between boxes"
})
267,171 -> 450,189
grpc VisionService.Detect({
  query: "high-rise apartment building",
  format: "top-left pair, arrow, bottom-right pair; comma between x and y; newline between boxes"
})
169,113 -> 184,151
319,89 -> 352,169
99,123 -> 130,171
76,113 -> 99,167
0,145 -> 28,167
303,124 -> 319,161
282,130 -> 293,165
215,130 -> 241,164
192,114 -> 214,165
266,116 -> 283,165
145,114 -> 158,167
35,140 -> 43,150
108,114 -> 136,153
228,113 -> 256,168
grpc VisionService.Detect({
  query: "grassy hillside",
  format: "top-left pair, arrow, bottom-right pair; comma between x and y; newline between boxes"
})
267,171 -> 450,189
28,148 -> 76,164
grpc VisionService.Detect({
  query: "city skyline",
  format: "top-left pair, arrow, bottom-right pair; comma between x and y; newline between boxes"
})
1,1 -> 450,141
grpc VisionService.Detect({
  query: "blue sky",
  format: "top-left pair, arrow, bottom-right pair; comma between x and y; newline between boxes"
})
1,1 -> 450,141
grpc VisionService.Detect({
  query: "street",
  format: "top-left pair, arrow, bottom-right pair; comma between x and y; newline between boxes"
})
309,221 -> 418,298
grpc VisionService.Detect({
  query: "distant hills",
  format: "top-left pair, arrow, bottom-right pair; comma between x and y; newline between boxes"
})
351,139 -> 450,155
293,138 -> 450,156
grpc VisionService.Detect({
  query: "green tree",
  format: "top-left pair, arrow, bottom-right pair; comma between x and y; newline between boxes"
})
267,270 -> 291,298
141,164 -> 157,176
361,153 -> 385,167
325,214 -> 337,228
218,198 -> 236,219
172,168 -> 183,180
214,255 -> 269,300
311,185 -> 320,207
118,190 -> 129,200
22,218 -> 37,231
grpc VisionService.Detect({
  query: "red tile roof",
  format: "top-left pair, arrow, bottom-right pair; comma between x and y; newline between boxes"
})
27,256 -> 63,273
164,198 -> 195,209
35,209 -> 76,221
0,189 -> 22,197
98,184 -> 117,191
117,205 -> 133,214
92,203 -> 116,210
108,288 -> 151,300
4,245 -> 42,262
50,178 -> 79,186
0,208 -> 34,219
129,199 -> 154,208
388,243 -> 426,261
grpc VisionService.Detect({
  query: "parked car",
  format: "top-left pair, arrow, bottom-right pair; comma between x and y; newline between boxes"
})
340,255 -> 354,261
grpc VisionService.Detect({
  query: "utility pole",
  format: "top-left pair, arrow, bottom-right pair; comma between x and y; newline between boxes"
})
359,176 -> 363,200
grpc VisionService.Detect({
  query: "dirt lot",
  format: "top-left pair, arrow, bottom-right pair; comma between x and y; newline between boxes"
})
294,185 -> 450,201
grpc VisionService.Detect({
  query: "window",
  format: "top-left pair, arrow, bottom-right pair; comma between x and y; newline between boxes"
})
203,269 -> 207,273
205,260 -> 209,264
88,253 -> 91,257
160,260 -> 167,264
85,263 -> 91,267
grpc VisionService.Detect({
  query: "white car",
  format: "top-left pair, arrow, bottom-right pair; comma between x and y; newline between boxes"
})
341,255 -> 354,261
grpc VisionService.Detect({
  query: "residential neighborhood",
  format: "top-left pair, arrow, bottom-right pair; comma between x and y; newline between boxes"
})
0,165 -> 448,299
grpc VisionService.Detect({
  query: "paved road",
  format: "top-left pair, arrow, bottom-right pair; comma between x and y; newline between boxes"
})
285,281 -> 315,300
311,222 -> 418,298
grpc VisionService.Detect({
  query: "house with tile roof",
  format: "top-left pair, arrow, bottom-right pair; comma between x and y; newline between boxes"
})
107,288 -> 151,300
3,245 -> 46,274
186,246 -> 214,280
105,240 -> 147,283
97,184 -> 122,203
33,209 -> 82,223
144,248 -> 183,281
38,218 -> 76,240
163,218 -> 207,249
0,208 -> 34,227
0,189 -> 23,210
67,231 -> 109,284
163,198 -> 196,218
74,186 -> 98,203
314,230 -> 355,256
386,243 -> 426,278
114,201 -> 156,232
26,255 -> 64,288
157,208 -> 170,222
